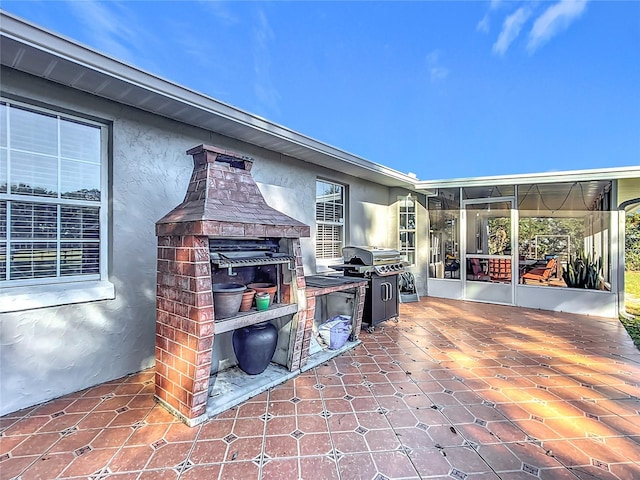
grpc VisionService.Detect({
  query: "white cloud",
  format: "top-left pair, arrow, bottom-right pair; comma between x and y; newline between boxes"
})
477,0 -> 508,33
65,0 -> 141,63
426,50 -> 450,83
477,14 -> 490,34
198,0 -> 238,26
253,8 -> 280,115
527,0 -> 588,53
492,7 -> 532,56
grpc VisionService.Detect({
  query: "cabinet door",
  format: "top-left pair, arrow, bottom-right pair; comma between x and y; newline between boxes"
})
384,275 -> 398,320
367,276 -> 386,326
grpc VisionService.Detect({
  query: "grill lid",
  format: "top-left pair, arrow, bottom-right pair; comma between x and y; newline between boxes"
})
342,246 -> 401,266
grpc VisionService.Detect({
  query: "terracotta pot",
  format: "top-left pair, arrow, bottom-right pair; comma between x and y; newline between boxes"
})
239,289 -> 256,312
281,284 -> 291,304
247,283 -> 277,306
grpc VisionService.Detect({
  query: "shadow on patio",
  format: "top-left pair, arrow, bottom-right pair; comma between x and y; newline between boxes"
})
1,298 -> 639,480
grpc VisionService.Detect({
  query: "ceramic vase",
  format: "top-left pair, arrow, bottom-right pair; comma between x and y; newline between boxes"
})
232,322 -> 278,375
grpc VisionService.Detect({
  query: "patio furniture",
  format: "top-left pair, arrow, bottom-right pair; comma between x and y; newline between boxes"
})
488,258 -> 511,282
444,257 -> 460,279
521,257 -> 557,284
467,258 -> 491,281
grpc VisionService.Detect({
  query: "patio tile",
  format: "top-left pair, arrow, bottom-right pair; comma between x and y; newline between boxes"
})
0,455 -> 39,479
261,457 -> 300,479
299,432 -> 332,456
299,455 -> 340,479
224,436 -> 264,462
108,445 -> 154,472
179,463 -> 222,479
1,298 -> 639,479
60,446 -> 119,477
363,427 -> 402,451
91,426 -> 136,449
138,469 -> 179,480
2,415 -> 50,436
76,410 -> 118,429
486,420 -> 528,443
24,451 -> 77,479
125,423 -> 170,446
263,434 -> 299,458
188,438 -> 227,464
384,409 -> 421,429
163,421 -> 200,443
145,441 -> 191,469
49,428 -> 102,454
330,431 -> 370,453
217,459 -> 260,479
232,416 -> 265,437
296,413 -> 330,433
10,431 -> 60,457
143,405 -> 178,425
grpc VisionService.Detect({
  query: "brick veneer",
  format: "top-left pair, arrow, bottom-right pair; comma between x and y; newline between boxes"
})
155,144 -> 312,425
156,144 -> 310,238
155,234 -> 213,422
155,234 -> 309,424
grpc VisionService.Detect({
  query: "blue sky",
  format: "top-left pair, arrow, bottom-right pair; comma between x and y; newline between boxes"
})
3,1 -> 639,181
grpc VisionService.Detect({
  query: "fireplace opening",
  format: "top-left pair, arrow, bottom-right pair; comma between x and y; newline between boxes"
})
208,238 -> 294,305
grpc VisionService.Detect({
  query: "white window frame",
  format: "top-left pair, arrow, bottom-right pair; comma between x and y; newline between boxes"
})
0,99 -> 113,313
398,194 -> 417,266
315,178 -> 346,272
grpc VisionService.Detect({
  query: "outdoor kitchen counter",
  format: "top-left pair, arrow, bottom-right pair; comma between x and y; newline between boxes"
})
304,275 -> 368,294
298,275 -> 368,371
302,275 -> 368,350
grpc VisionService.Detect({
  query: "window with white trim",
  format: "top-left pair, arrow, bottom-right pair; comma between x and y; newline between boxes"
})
398,194 -> 416,265
0,100 -> 107,287
315,179 -> 345,265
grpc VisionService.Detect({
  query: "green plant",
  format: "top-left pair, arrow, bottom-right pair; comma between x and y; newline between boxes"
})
562,251 -> 602,289
626,212 -> 640,271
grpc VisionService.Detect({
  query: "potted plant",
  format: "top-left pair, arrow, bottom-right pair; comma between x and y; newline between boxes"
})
562,251 -> 602,290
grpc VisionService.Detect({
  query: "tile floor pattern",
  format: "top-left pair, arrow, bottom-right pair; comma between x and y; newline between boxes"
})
2,298 -> 640,480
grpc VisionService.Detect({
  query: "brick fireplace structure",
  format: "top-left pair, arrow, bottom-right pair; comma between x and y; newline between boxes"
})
154,144 -> 311,426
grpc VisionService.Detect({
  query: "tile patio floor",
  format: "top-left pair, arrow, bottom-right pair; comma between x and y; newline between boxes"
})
2,298 -> 640,480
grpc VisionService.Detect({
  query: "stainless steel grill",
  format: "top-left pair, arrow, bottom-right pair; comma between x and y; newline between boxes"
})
330,246 -> 405,331
331,246 -> 406,277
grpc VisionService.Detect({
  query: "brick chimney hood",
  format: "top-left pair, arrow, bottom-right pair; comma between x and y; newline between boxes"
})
156,144 -> 310,238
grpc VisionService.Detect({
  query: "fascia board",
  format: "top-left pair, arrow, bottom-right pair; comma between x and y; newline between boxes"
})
414,166 -> 640,190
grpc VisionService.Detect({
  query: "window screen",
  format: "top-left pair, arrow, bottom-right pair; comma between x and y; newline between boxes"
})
315,179 -> 345,260
0,101 -> 104,284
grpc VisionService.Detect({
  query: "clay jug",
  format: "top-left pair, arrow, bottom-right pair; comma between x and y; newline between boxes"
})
232,322 -> 278,375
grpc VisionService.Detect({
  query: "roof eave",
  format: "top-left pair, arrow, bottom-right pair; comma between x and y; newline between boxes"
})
0,10 -> 418,190
414,166 -> 640,190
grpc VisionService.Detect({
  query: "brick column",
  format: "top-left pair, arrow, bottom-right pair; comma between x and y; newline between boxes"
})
155,235 -> 213,425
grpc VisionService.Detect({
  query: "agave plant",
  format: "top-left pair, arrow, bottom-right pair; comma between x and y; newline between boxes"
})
562,251 -> 602,289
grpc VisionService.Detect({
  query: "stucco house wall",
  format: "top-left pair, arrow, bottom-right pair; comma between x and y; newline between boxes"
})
0,67 -> 408,415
